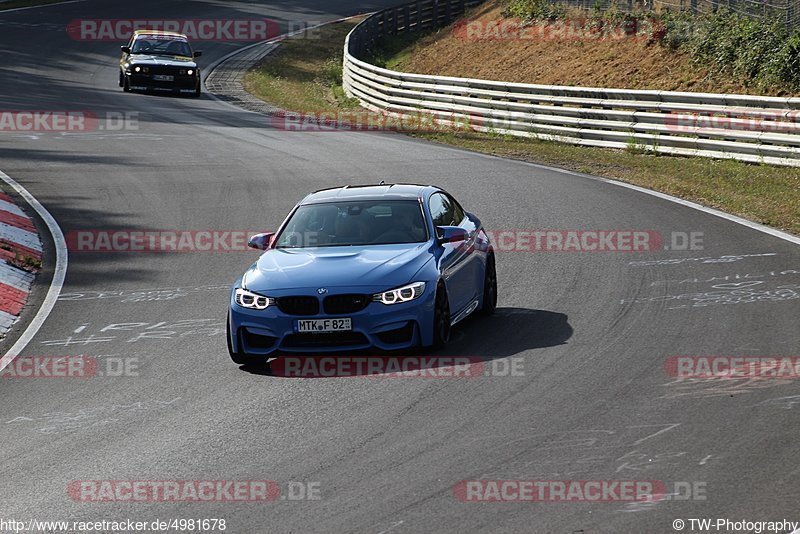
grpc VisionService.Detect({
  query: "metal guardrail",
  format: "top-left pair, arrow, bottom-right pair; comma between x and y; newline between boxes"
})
343,0 -> 800,167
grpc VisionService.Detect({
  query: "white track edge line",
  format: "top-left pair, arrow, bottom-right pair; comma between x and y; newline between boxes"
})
0,170 -> 67,369
0,0 -> 86,14
596,174 -> 800,246
424,141 -> 800,246
207,17 -> 800,248
202,13 -> 373,111
522,158 -> 800,246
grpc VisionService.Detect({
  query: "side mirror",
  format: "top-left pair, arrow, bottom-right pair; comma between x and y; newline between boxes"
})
436,226 -> 468,244
193,50 -> 203,58
248,232 -> 275,250
121,46 -> 131,54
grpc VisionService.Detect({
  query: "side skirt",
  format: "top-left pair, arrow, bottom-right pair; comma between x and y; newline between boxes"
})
450,299 -> 479,326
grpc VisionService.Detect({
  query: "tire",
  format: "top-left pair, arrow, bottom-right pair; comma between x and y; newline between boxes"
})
227,317 -> 265,367
431,282 -> 451,350
479,253 -> 497,316
122,75 -> 130,92
192,79 -> 201,98
118,71 -> 124,87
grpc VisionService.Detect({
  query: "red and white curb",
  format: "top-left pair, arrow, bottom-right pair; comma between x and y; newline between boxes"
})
0,171 -> 66,370
0,190 -> 42,336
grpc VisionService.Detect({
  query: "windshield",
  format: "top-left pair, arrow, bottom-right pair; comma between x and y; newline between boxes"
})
275,200 -> 428,248
131,37 -> 192,57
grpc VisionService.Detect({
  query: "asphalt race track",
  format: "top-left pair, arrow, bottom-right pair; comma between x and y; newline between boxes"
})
1,1 -> 799,532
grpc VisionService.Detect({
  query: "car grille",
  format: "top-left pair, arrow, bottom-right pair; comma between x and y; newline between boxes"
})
276,296 -> 319,316
149,65 -> 181,76
282,331 -> 369,348
323,294 -> 371,315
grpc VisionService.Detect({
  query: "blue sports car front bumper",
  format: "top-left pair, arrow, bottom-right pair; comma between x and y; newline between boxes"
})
228,285 -> 436,355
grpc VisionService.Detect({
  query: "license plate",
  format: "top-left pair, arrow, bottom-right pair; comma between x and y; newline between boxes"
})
296,318 -> 352,333
153,75 -> 174,81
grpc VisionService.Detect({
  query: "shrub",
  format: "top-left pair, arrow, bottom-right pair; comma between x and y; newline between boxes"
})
501,1 -> 800,92
504,0 -> 566,21
687,10 -> 799,90
656,11 -> 696,50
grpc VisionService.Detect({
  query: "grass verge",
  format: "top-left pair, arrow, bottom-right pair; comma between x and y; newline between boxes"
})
243,19 -> 363,113
243,17 -> 800,236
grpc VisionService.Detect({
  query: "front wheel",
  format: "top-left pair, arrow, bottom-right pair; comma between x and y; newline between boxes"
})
479,253 -> 497,316
122,74 -> 130,92
192,78 -> 201,98
430,283 -> 451,350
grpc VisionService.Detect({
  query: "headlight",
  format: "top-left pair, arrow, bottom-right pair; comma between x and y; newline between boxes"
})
373,282 -> 426,305
187,69 -> 194,76
134,66 -> 141,73
234,288 -> 271,310
132,66 -> 149,74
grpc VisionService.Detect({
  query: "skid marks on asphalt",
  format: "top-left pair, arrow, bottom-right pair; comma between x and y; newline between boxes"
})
58,285 -> 229,305
623,253 -> 800,309
39,318 -> 225,347
4,397 -> 182,435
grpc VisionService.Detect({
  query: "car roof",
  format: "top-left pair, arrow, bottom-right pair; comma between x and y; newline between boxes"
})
301,184 -> 438,204
133,30 -> 188,39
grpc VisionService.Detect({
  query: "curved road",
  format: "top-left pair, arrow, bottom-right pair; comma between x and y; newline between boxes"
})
1,1 -> 799,532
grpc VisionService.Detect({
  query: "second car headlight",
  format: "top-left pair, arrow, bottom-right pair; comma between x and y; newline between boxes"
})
373,282 -> 426,305
234,288 -> 271,310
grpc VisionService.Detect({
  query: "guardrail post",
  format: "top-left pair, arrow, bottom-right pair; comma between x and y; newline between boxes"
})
370,15 -> 378,50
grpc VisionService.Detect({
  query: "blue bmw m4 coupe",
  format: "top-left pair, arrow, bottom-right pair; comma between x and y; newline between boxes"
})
227,184 -> 497,365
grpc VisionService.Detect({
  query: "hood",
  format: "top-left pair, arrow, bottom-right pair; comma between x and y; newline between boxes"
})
242,243 -> 432,293
129,54 -> 197,68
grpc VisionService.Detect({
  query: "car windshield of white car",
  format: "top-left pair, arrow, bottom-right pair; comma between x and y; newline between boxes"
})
132,38 -> 192,57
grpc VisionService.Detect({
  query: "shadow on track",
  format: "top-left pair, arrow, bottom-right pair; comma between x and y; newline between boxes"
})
239,307 -> 573,378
